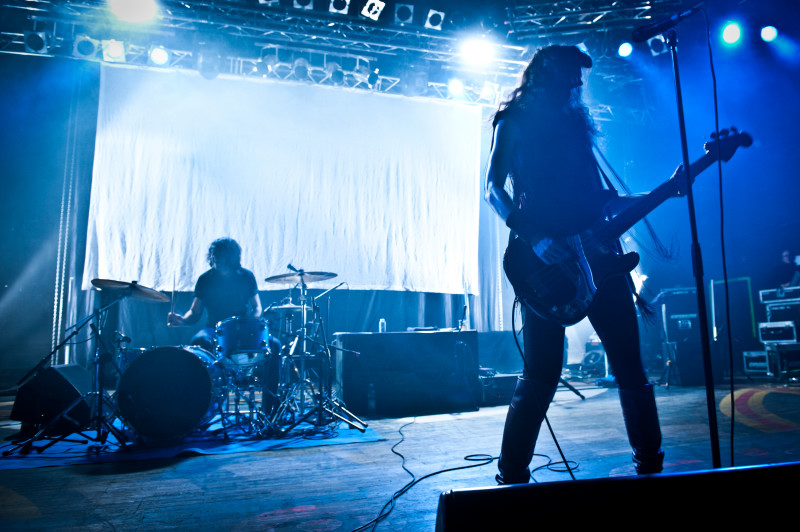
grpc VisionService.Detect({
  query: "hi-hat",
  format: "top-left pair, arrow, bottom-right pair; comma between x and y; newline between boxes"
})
91,279 -> 170,303
264,271 -> 337,285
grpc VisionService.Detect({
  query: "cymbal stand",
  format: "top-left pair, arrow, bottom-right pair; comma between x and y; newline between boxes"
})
4,298 -> 128,456
277,285 -> 367,434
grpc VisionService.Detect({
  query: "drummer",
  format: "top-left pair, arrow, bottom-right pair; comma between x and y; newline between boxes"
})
167,237 -> 262,352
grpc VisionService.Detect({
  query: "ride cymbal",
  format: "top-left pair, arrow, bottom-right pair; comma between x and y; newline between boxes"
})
91,279 -> 170,303
264,271 -> 337,284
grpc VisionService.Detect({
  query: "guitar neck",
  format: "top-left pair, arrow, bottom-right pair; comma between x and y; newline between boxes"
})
600,151 -> 719,242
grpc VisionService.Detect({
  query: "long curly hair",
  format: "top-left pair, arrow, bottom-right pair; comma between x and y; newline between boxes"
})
492,45 -> 596,143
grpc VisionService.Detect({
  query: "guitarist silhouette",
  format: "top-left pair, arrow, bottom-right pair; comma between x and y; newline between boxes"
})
485,44 -> 749,484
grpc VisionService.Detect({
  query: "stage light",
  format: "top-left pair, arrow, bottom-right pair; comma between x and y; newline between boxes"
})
102,39 -> 127,63
329,0 -> 350,14
326,61 -> 344,84
647,35 -> 668,56
73,35 -> 99,59
361,0 -> 385,21
108,0 -> 158,23
293,0 -> 313,10
258,0 -> 281,5
479,81 -> 498,102
255,52 -> 278,77
425,9 -> 445,31
395,4 -> 413,25
618,42 -> 633,57
460,38 -> 495,66
23,31 -> 49,54
197,51 -> 222,80
761,26 -> 778,42
447,78 -> 464,97
148,45 -> 169,66
722,22 -> 742,45
293,57 -> 310,79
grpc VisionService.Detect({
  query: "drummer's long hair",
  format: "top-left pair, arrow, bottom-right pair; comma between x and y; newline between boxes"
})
207,238 -> 242,269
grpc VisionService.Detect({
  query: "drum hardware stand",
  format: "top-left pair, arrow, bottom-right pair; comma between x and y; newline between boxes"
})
4,298 -> 129,456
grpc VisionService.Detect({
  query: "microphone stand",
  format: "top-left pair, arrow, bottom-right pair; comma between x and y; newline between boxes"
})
666,28 -> 721,469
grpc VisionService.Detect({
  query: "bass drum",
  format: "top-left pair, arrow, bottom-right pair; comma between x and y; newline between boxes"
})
116,346 -> 224,442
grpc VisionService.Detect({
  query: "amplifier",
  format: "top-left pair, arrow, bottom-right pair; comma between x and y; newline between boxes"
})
759,321 -> 796,344
766,303 -> 800,324
759,287 -> 800,304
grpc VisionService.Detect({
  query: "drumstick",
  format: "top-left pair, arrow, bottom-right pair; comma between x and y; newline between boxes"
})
171,273 -> 176,315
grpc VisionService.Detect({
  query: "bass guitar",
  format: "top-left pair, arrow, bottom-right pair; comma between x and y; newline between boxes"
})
503,127 -> 753,326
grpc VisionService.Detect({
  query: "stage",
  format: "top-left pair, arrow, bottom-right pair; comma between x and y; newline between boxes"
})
2,379 -> 799,530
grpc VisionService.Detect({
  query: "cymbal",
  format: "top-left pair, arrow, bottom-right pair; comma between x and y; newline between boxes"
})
91,279 -> 170,303
264,271 -> 337,284
264,303 -> 304,313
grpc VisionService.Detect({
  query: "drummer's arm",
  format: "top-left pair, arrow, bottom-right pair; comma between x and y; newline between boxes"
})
168,297 -> 204,327
248,293 -> 262,318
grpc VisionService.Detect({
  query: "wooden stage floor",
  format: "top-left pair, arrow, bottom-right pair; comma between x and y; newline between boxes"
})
2,378 -> 800,531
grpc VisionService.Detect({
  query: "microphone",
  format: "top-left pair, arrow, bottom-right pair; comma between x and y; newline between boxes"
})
632,5 -> 703,43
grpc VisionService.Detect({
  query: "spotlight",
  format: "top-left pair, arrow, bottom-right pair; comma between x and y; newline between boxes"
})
354,60 -> 378,87
326,61 -> 344,84
255,53 -> 278,76
108,0 -> 158,23
197,50 -> 222,80
647,35 -> 668,56
361,0 -> 385,21
293,57 -> 310,79
447,78 -> 464,97
618,42 -> 633,58
425,9 -> 445,31
722,22 -> 742,45
395,4 -> 414,25
148,45 -> 170,66
761,26 -> 778,42
294,0 -> 313,10
460,38 -> 495,66
258,0 -> 281,5
101,39 -> 127,63
73,35 -> 99,59
23,31 -> 49,54
329,0 -> 350,14
479,81 -> 499,102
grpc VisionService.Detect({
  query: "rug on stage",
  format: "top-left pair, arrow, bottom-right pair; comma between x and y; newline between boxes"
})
0,421 -> 384,471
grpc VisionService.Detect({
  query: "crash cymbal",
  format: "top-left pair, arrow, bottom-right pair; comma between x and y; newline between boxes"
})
264,271 -> 337,284
91,279 -> 170,303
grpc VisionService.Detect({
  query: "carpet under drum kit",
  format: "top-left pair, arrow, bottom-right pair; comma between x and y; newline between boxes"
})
5,267 -> 367,457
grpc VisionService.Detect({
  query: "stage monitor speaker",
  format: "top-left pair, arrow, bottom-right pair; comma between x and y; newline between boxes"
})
333,330 -> 479,417
436,462 -> 800,530
10,364 -> 92,433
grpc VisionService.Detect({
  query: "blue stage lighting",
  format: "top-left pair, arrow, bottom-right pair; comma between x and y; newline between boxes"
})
618,42 -> 633,57
722,22 -> 742,45
761,26 -> 778,42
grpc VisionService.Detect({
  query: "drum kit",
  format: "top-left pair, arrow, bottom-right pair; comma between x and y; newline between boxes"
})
6,267 -> 365,455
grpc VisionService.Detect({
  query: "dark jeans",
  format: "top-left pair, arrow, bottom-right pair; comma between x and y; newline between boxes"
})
521,273 -> 648,390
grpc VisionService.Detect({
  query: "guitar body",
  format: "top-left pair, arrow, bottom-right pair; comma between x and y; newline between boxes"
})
503,234 -> 639,326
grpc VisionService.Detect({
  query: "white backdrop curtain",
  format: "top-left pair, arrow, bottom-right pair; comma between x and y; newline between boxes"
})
83,66 -> 483,296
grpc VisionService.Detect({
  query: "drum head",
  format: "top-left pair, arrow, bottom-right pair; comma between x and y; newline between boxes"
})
117,346 -> 218,441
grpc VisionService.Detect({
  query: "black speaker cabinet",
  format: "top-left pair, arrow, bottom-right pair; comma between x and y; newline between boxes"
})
436,462 -> 800,530
10,364 -> 92,433
333,331 -> 480,417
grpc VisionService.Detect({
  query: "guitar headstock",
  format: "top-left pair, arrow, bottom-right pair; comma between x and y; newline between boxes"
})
704,127 -> 753,162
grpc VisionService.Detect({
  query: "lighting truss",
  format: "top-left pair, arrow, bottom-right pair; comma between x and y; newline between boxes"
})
0,0 -> 692,113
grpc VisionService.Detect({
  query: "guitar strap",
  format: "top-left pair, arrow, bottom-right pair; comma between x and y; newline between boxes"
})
592,144 -> 660,321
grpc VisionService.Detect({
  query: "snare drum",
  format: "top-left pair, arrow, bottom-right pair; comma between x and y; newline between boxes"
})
116,346 -> 224,441
215,317 -> 269,361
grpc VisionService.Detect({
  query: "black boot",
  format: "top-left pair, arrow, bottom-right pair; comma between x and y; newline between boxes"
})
496,377 -> 558,484
619,384 -> 664,475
